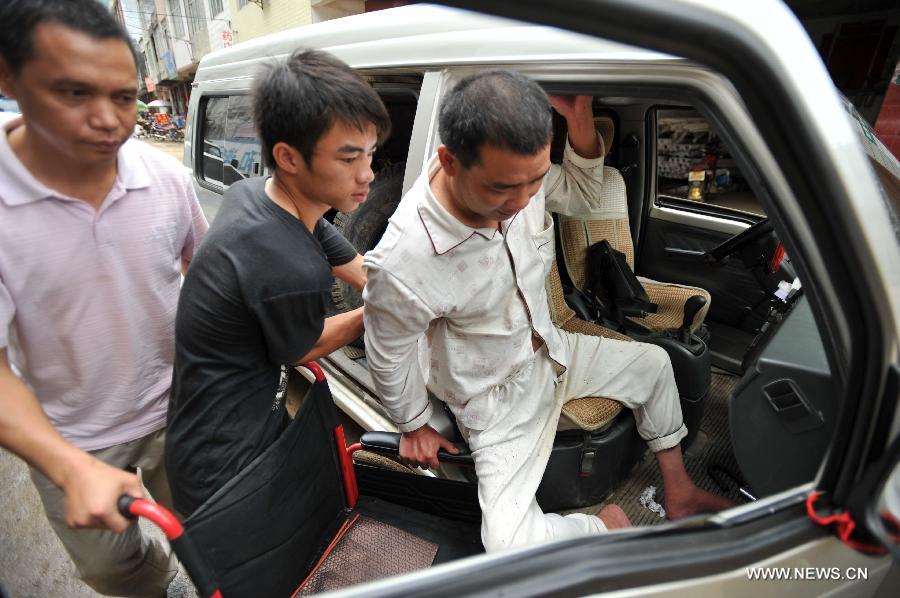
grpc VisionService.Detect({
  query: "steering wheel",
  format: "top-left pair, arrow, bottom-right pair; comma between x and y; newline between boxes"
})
704,218 -> 773,263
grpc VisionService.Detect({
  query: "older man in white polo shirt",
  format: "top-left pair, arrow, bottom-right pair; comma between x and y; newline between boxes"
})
0,1 -> 207,596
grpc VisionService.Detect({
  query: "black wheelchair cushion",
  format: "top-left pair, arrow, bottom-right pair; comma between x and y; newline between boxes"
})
182,380 -> 347,598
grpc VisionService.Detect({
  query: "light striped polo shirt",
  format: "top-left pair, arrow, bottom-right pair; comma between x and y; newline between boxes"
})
0,118 -> 208,451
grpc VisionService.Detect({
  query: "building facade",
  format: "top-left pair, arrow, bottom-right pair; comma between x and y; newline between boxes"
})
111,0 -> 235,116
110,0 -> 411,120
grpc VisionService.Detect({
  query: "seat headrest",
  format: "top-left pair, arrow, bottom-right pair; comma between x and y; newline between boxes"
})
594,116 -> 614,158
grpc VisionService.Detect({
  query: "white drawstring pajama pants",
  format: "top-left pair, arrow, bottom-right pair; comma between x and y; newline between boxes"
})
453,329 -> 687,552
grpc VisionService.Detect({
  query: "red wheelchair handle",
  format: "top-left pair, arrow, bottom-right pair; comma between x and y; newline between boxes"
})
118,496 -> 222,598
299,361 -> 325,382
118,496 -> 184,539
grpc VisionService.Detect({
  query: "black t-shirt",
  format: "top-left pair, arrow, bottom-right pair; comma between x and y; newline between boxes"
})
166,177 -> 356,515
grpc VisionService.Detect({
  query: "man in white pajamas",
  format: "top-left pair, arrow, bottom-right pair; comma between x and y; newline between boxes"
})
363,70 -> 732,553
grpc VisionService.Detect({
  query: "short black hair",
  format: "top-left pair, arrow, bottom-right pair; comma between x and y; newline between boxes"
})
0,0 -> 136,75
439,70 -> 553,168
253,49 -> 391,169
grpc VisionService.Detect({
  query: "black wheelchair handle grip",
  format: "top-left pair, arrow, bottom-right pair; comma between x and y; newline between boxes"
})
118,495 -> 137,519
360,431 -> 474,466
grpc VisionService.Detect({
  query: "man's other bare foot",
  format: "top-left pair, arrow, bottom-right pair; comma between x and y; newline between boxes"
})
665,486 -> 735,520
597,504 -> 632,529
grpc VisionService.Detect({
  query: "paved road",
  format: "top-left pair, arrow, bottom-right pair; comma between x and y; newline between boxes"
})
142,137 -> 185,162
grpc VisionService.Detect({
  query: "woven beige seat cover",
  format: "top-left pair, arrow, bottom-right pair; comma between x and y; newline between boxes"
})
558,167 -> 711,332
546,258 -> 626,431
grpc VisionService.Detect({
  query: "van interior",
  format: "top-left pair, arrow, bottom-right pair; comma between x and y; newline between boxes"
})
314,79 -> 834,528
191,77 -> 839,589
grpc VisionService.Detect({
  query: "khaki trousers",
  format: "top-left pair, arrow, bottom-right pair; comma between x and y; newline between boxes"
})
30,428 -> 178,597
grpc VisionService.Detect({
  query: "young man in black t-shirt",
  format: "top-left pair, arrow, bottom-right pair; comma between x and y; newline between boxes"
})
166,50 -> 391,515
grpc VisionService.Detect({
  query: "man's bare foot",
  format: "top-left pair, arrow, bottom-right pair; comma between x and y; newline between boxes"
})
597,504 -> 632,530
665,486 -> 734,520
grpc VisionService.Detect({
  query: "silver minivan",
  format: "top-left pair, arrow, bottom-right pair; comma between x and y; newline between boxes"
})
184,1 -> 900,595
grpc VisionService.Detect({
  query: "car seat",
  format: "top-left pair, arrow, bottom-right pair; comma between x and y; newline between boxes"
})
558,117 -> 711,336
546,256 -> 632,432
552,116 -> 712,450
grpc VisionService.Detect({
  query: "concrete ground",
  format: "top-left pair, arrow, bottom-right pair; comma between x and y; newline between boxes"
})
0,448 -> 197,597
0,136 -> 193,598
0,448 -> 96,597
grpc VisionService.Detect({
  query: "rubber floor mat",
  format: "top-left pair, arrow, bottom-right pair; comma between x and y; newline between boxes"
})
295,515 -> 438,595
563,372 -> 748,526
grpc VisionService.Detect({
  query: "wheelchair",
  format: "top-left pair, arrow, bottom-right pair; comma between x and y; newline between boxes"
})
120,363 -> 483,597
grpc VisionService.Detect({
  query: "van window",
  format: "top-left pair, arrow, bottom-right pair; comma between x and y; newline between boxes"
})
656,108 -> 765,217
223,96 -> 263,184
201,97 -> 228,186
199,95 -> 264,189
197,83 -> 421,195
